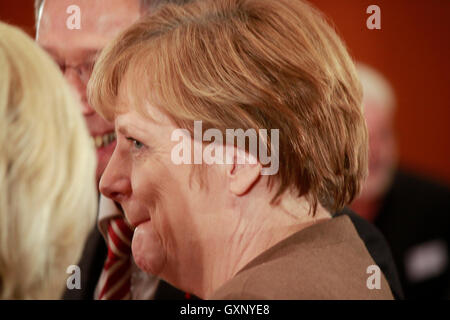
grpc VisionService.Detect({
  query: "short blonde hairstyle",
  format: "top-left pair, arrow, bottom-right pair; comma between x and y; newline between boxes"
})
89,0 -> 368,213
0,22 -> 97,299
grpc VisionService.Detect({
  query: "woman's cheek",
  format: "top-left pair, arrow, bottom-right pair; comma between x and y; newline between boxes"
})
132,220 -> 166,276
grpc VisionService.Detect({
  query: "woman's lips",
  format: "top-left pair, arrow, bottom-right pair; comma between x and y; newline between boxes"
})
132,220 -> 166,276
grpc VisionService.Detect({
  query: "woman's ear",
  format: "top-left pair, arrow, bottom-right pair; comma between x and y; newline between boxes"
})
227,152 -> 262,196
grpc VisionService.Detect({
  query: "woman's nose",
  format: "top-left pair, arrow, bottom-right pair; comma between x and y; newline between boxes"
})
99,151 -> 132,202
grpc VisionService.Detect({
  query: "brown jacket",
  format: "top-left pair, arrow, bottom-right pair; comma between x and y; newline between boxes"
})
210,215 -> 394,299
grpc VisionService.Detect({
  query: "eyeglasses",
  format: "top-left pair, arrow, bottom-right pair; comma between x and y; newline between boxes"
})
58,60 -> 95,85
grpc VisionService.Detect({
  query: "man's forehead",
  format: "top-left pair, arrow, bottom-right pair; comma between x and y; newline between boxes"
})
38,0 -> 141,43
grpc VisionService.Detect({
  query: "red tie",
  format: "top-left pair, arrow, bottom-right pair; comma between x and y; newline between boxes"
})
96,217 -> 134,300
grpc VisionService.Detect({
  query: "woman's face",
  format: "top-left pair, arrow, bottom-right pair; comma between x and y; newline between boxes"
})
99,103 -> 227,288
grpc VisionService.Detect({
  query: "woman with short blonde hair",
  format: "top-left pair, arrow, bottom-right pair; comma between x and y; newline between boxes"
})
90,0 -> 368,213
0,22 -> 97,299
89,0 -> 393,299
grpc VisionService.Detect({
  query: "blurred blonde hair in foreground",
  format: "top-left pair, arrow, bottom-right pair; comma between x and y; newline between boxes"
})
0,22 -> 97,299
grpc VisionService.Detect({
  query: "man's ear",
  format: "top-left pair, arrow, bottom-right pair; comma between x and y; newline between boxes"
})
227,151 -> 262,196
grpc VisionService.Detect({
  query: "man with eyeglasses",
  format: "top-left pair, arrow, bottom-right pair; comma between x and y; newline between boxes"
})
35,0 -> 193,300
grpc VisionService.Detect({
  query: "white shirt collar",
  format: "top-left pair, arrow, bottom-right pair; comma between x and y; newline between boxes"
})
97,195 -> 122,240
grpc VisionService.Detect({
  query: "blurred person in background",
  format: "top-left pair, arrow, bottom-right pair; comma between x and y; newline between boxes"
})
352,63 -> 450,299
35,0 -> 195,300
0,22 -> 97,299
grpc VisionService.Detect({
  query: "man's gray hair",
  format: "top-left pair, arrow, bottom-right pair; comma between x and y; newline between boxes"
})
34,0 -> 195,23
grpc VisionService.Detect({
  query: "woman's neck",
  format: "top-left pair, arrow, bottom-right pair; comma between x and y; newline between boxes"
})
200,191 -> 331,298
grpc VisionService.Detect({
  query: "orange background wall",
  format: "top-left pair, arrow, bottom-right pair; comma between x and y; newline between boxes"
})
1,0 -> 449,185
309,0 -> 450,186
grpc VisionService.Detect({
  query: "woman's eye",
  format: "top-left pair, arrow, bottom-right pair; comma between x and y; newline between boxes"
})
134,140 -> 143,149
127,137 -> 144,150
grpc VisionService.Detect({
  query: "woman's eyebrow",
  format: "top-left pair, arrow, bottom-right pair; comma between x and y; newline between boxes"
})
117,122 -> 147,137
117,125 -> 131,137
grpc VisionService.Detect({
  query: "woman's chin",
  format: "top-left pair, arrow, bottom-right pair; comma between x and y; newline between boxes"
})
131,220 -> 166,276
